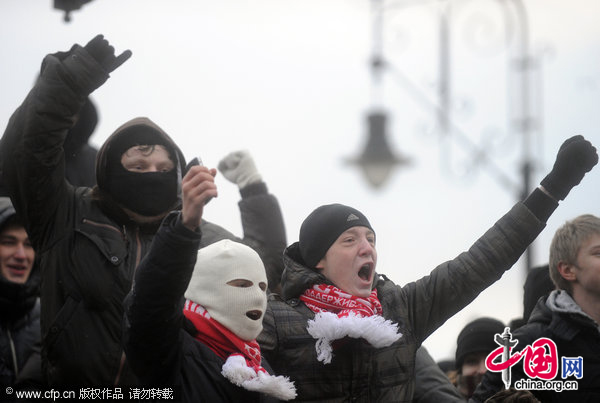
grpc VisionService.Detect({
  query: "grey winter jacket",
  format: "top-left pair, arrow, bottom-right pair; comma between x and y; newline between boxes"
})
258,202 -> 545,402
413,346 -> 464,403
0,43 -> 286,387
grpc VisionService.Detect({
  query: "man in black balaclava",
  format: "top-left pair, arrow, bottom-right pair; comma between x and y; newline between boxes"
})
0,35 -> 184,387
0,35 -> 287,389
94,116 -> 186,225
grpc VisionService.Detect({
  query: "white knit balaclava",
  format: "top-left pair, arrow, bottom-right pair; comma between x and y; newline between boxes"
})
185,240 -> 268,341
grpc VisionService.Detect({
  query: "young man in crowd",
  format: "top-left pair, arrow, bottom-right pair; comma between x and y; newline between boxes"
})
0,197 -> 42,388
258,135 -> 597,401
472,214 -> 600,402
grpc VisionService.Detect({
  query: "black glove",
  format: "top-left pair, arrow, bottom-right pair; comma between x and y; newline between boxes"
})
540,135 -> 598,200
83,34 -> 132,73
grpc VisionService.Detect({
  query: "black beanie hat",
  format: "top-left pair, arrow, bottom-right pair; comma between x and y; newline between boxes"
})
523,264 -> 554,322
455,317 -> 505,371
299,203 -> 374,268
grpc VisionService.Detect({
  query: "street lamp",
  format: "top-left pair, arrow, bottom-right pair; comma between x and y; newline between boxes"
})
53,0 -> 93,23
346,110 -> 411,188
346,0 -> 412,189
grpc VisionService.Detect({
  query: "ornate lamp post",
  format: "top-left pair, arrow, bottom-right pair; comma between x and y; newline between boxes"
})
346,110 -> 411,188
349,0 -> 542,272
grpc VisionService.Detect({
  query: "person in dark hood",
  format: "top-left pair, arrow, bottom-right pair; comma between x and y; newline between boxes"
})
0,35 -> 287,388
63,97 -> 99,188
0,197 -> 42,389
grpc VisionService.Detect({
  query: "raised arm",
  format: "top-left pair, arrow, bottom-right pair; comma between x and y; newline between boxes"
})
201,150 -> 287,293
123,166 -> 217,384
0,35 -> 131,246
400,135 -> 597,342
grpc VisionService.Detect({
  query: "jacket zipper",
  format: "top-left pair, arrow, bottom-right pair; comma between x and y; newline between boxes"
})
8,329 -> 19,377
83,218 -> 131,385
114,227 -> 142,386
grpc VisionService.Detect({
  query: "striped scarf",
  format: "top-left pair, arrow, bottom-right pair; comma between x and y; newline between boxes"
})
183,300 -> 296,400
300,284 -> 402,364
300,284 -> 383,316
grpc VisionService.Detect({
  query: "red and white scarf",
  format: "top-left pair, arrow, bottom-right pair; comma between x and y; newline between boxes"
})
300,284 -> 402,364
183,300 -> 296,400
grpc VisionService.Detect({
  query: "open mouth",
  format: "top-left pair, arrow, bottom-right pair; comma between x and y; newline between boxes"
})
358,263 -> 373,281
246,310 -> 263,321
7,265 -> 26,273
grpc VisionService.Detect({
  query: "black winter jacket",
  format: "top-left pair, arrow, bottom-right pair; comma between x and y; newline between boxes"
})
0,43 -> 287,387
123,212 -> 280,402
0,285 -> 41,388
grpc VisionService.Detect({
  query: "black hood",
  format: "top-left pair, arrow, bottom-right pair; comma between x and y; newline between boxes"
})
94,117 -> 187,214
95,117 -> 186,189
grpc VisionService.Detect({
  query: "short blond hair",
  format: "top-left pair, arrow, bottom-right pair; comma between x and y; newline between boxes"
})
549,214 -> 600,292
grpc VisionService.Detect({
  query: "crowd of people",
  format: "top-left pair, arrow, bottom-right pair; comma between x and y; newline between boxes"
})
0,34 -> 598,402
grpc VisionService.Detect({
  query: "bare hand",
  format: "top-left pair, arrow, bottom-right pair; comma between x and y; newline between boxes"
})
181,166 -> 218,231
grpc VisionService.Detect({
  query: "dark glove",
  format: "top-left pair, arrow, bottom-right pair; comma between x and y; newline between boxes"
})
540,135 -> 598,200
83,34 -> 132,73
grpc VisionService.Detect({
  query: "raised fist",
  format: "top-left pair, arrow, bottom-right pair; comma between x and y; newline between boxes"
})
541,135 -> 598,200
218,150 -> 262,189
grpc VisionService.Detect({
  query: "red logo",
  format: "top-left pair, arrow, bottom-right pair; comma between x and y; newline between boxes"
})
486,337 -> 559,380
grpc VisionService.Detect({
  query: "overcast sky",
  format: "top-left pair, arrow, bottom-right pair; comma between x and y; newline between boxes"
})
1,0 -> 599,362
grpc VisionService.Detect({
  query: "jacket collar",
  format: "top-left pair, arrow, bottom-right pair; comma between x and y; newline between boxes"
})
528,291 -> 600,341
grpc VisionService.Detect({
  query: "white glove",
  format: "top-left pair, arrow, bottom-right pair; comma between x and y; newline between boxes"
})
217,150 -> 262,189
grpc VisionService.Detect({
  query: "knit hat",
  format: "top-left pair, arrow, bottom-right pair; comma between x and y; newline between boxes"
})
523,264 -> 554,322
455,317 -> 505,371
185,240 -> 268,341
299,204 -> 374,268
